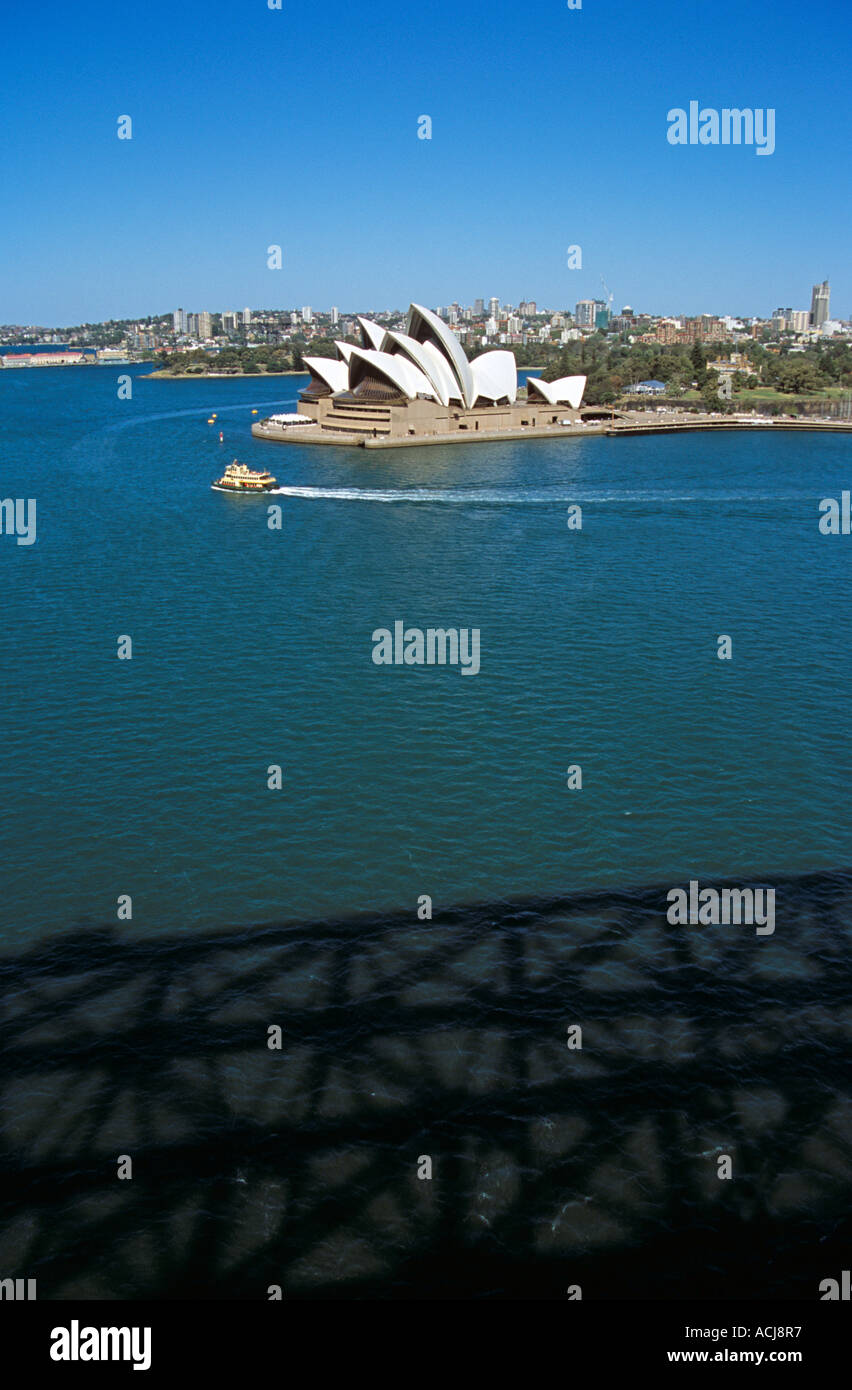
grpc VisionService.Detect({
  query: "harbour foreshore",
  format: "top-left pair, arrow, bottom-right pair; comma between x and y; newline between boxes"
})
252,411 -> 852,449
141,369 -> 304,379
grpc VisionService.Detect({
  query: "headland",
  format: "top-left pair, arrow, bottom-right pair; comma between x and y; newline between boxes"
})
250,302 -> 852,449
253,407 -> 852,449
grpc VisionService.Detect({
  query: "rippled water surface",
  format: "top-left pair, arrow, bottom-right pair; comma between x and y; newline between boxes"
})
3,366 -> 852,943
1,366 -> 851,1298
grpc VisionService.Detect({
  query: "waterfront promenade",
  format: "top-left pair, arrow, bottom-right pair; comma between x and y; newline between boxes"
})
252,410 -> 852,450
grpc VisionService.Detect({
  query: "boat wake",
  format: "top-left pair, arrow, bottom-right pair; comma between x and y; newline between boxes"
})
102,401 -> 299,431
270,485 -> 812,505
271,485 -> 581,503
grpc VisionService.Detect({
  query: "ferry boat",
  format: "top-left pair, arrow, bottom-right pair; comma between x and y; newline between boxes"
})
211,460 -> 277,493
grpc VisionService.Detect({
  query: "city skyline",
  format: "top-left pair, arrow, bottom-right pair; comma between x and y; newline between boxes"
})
1,0 -> 850,324
1,277 -> 840,339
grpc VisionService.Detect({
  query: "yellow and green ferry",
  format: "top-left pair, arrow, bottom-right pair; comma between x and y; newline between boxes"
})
211,460 -> 277,493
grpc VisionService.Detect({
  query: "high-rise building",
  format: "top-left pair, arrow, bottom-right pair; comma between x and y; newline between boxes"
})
810,281 -> 830,328
242,307 -> 252,325
222,311 -> 238,333
198,311 -> 213,339
790,310 -> 810,333
331,306 -> 339,326
518,300 -> 537,317
474,298 -> 484,316
575,299 -> 597,330
489,297 -> 499,320
302,306 -> 312,324
173,308 -> 187,334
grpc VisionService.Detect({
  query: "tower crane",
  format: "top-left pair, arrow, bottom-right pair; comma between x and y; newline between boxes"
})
600,276 -> 614,320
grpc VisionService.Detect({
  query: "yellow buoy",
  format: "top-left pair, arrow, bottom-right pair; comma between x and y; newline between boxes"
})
251,409 -> 258,414
207,417 -> 215,424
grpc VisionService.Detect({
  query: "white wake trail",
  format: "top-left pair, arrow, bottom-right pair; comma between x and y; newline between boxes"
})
269,485 -> 812,504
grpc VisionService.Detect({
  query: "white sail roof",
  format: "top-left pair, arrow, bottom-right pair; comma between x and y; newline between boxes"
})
310,304 -> 541,410
419,340 -> 463,404
347,347 -> 437,401
470,349 -> 518,404
381,330 -> 459,407
407,303 -> 476,409
526,374 -> 587,409
303,355 -> 349,394
357,317 -> 386,351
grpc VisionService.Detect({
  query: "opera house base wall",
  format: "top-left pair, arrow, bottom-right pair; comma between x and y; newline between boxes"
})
252,410 -> 852,450
252,393 -> 592,449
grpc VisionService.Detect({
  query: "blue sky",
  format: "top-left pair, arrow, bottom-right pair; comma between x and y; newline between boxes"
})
1,0 -> 849,323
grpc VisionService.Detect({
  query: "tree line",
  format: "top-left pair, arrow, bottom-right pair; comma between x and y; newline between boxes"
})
155,335 -> 852,404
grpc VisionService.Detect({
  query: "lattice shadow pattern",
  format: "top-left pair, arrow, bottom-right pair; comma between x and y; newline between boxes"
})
1,870 -> 851,1298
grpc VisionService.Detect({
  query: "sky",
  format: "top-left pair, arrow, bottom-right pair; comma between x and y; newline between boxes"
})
1,0 -> 850,324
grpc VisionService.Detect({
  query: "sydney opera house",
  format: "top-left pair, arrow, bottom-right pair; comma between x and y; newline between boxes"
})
253,303 -> 589,447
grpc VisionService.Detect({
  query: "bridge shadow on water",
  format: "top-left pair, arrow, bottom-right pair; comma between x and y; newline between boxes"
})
1,870 -> 852,1299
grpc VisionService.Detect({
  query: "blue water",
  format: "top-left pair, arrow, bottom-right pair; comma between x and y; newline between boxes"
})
2,364 -> 852,1299
2,364 -> 851,946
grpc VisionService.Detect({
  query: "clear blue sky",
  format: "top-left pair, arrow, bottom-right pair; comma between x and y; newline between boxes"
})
2,0 -> 849,324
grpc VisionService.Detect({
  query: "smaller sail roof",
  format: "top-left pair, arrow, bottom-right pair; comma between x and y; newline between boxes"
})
470,350 -> 518,404
303,356 -> 349,394
526,374 -> 587,409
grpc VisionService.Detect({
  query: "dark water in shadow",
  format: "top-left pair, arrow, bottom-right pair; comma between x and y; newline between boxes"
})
1,869 -> 850,1299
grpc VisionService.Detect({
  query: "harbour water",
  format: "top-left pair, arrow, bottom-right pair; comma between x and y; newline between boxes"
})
1,365 -> 851,1297
3,365 -> 852,943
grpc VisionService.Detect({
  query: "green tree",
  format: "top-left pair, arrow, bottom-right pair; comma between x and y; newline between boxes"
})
701,379 -> 721,411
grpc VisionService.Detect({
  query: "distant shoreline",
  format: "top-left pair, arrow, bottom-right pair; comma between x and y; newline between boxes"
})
140,368 -> 306,380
